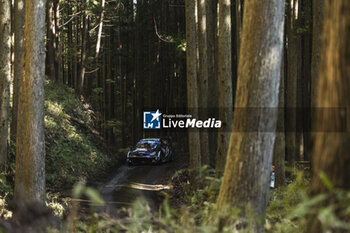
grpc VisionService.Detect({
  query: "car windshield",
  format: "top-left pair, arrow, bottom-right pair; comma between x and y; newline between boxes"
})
136,141 -> 158,149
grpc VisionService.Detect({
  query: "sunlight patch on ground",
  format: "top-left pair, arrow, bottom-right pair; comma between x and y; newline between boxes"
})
45,100 -> 64,117
106,182 -> 172,191
61,197 -> 132,206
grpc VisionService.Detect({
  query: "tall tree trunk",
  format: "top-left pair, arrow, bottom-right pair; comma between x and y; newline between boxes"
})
95,0 -> 105,60
215,0 -> 233,176
94,0 -> 105,89
14,0 -> 46,202
73,12 -> 80,89
11,0 -> 25,142
302,0 -> 312,161
286,0 -> 301,168
235,0 -> 242,59
307,1 -> 350,232
273,47 -> 286,188
67,5 -> 73,87
106,26 -> 112,143
206,0 -> 218,166
310,0 -> 324,108
55,0 -> 63,83
197,0 -> 210,166
185,0 -> 201,176
217,1 -> 285,232
310,0 -> 324,164
0,0 -> 11,168
46,0 -> 57,81
78,7 -> 88,95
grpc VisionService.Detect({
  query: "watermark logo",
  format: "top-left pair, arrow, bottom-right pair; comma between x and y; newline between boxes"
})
143,109 -> 162,129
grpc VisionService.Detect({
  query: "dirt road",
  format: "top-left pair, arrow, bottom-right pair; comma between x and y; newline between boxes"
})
96,158 -> 186,216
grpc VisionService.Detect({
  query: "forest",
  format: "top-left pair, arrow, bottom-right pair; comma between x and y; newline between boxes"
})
0,0 -> 349,232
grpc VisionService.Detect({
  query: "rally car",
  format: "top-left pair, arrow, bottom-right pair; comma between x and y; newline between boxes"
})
126,137 -> 174,165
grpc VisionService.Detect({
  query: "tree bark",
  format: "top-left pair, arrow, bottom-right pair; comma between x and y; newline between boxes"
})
273,47 -> 286,188
46,0 -> 57,81
94,0 -> 105,92
55,0 -> 63,83
206,0 -> 218,166
310,0 -> 324,164
286,0 -> 301,168
197,0 -> 210,166
73,12 -> 80,89
67,5 -> 73,87
185,0 -> 201,176
11,0 -> 25,142
0,0 -> 11,167
217,1 -> 285,232
235,0 -> 242,59
307,1 -> 350,232
78,8 -> 88,95
215,0 -> 233,176
95,0 -> 105,60
302,0 -> 312,161
14,0 -> 46,202
310,0 -> 324,108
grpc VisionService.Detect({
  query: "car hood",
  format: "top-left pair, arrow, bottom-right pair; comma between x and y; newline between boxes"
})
131,148 -> 155,154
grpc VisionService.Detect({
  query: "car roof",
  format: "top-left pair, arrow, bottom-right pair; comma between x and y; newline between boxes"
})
138,138 -> 160,143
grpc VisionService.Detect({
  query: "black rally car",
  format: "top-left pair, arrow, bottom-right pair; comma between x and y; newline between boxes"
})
126,137 -> 174,165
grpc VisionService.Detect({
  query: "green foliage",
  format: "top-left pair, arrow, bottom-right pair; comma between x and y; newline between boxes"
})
44,79 -> 113,191
177,40 -> 186,52
47,192 -> 68,217
266,172 -> 350,233
92,87 -> 103,94
68,170 -> 350,233
105,79 -> 115,84
27,166 -> 346,233
0,174 -> 12,198
72,181 -> 105,206
0,193 -> 12,220
266,172 -> 309,232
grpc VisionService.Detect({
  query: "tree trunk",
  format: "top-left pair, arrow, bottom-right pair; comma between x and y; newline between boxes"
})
302,0 -> 312,161
185,0 -> 201,176
78,8 -> 88,95
94,0 -> 105,90
235,0 -> 242,59
55,0 -> 63,83
273,47 -> 286,188
73,13 -> 80,89
286,0 -> 301,168
0,0 -> 11,168
206,0 -> 218,166
67,5 -> 73,87
215,0 -> 233,176
197,0 -> 210,166
46,0 -> 57,81
14,0 -> 46,203
310,0 -> 324,108
310,0 -> 324,165
95,0 -> 105,60
11,0 -> 25,142
217,1 -> 285,232
307,1 -> 350,232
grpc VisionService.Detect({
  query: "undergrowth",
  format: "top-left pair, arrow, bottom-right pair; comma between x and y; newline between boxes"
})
0,79 -> 116,220
44,79 -> 114,191
62,167 -> 350,233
